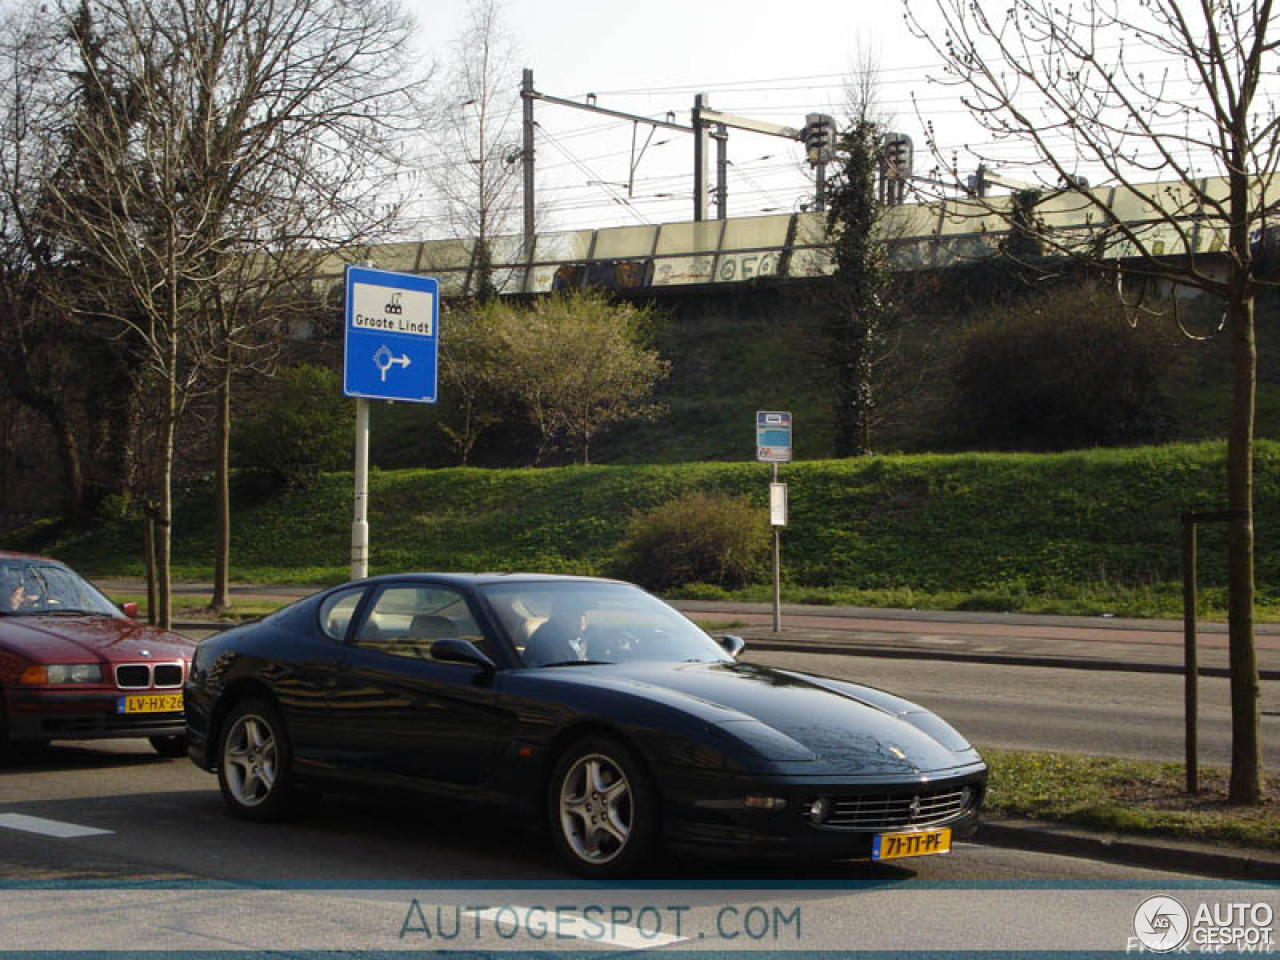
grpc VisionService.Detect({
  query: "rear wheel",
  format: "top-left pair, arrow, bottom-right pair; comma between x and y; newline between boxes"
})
216,698 -> 295,821
149,735 -> 187,758
547,736 -> 657,877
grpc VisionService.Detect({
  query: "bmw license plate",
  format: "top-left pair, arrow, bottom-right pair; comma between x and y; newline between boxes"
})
872,827 -> 952,861
117,693 -> 183,714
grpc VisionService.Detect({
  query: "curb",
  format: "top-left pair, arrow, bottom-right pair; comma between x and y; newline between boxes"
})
977,818 -> 1280,881
743,637 -> 1280,681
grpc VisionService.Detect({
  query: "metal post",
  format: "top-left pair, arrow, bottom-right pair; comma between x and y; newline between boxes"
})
814,159 -> 826,213
715,123 -> 728,220
772,462 -> 781,633
521,68 -> 535,244
1182,515 -> 1199,794
693,94 -> 709,222
351,397 -> 370,581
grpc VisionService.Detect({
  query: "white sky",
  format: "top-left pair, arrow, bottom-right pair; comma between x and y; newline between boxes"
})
402,0 -> 956,235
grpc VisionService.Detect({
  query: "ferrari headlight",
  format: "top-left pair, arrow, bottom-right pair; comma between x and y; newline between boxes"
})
21,663 -> 103,684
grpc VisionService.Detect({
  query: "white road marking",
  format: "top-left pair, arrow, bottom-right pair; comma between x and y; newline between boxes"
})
464,905 -> 686,950
0,813 -> 112,838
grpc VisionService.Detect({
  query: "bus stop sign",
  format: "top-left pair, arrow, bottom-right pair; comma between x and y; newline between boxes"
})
756,411 -> 792,462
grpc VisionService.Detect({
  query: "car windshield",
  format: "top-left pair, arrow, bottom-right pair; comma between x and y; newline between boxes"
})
478,580 -> 731,668
0,561 -> 121,617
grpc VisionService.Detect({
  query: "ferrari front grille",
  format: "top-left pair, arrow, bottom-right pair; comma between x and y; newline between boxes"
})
810,787 -> 973,831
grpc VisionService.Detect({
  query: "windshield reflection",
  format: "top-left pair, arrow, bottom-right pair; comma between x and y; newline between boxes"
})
477,581 -> 730,668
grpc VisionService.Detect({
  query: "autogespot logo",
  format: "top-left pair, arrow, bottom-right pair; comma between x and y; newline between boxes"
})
1133,895 -> 1191,952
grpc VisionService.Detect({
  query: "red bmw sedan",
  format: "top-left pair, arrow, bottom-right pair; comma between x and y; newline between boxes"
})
0,551 -> 195,758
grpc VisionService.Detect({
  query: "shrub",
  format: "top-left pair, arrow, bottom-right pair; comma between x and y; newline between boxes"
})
614,491 -> 769,591
233,365 -> 354,486
948,283 -> 1182,450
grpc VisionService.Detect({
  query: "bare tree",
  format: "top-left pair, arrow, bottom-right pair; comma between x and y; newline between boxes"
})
908,0 -> 1279,802
0,8 -> 142,517
167,0 -> 427,611
427,0 -> 522,297
26,0 -> 423,625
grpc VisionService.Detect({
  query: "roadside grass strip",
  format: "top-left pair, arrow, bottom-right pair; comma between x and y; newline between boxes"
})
983,748 -> 1280,851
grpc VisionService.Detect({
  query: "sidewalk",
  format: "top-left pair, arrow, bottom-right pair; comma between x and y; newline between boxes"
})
103,578 -> 1280,679
676,599 -> 1280,679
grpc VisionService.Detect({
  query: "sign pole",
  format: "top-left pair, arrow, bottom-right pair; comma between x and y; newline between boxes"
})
351,397 -> 370,580
771,462 -> 781,633
757,411 -> 791,634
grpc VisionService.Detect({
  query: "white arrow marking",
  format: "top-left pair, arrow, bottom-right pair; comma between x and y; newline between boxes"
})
373,346 -> 413,382
0,813 -> 112,837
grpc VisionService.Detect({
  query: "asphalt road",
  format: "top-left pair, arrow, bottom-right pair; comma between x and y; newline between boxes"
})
5,640 -> 1280,953
1,738 -> 1254,954
744,649 -> 1280,769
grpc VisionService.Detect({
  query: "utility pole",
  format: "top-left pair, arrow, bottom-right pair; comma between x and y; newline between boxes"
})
714,123 -> 728,219
693,94 -> 710,221
521,68 -> 536,244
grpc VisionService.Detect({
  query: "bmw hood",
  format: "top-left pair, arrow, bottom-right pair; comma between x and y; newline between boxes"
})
563,660 -> 978,775
0,615 -> 194,663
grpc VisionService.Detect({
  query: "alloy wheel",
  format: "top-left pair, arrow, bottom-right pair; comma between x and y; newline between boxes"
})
558,752 -> 633,865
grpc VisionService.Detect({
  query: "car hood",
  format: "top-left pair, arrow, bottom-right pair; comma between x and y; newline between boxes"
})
0,615 -> 194,663
539,660 -> 975,775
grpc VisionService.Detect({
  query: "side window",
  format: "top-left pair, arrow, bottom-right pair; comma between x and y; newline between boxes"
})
318,587 -> 365,641
354,585 -> 491,661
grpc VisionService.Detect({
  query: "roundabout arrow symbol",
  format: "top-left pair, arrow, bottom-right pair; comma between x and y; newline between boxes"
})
372,345 -> 412,382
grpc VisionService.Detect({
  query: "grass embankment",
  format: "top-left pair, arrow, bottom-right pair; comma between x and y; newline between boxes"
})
982,748 -> 1280,852
19,440 -> 1280,620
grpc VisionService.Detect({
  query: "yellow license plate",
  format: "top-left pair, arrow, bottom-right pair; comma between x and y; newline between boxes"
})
872,827 -> 952,861
117,693 -> 183,714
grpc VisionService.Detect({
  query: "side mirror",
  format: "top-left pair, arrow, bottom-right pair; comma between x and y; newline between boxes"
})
120,601 -> 139,619
431,637 -> 497,672
718,634 -> 746,658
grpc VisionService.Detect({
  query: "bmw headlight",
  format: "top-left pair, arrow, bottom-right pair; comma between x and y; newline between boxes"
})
20,663 -> 103,684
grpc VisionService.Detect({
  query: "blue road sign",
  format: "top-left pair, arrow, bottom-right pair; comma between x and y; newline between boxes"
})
343,265 -> 439,403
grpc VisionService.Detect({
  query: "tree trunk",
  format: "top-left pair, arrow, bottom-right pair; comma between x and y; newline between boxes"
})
1227,290 -> 1262,803
143,502 -> 157,626
211,353 -> 231,611
43,404 -> 85,516
156,374 -> 176,631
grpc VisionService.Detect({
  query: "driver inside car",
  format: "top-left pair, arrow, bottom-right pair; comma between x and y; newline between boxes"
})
0,571 -> 32,613
523,597 -> 592,666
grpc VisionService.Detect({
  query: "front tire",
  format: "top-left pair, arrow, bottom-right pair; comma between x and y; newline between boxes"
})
216,698 -> 295,821
547,736 -> 656,877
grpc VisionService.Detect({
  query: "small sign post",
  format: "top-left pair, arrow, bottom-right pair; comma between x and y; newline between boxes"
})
343,265 -> 440,580
757,412 -> 792,632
